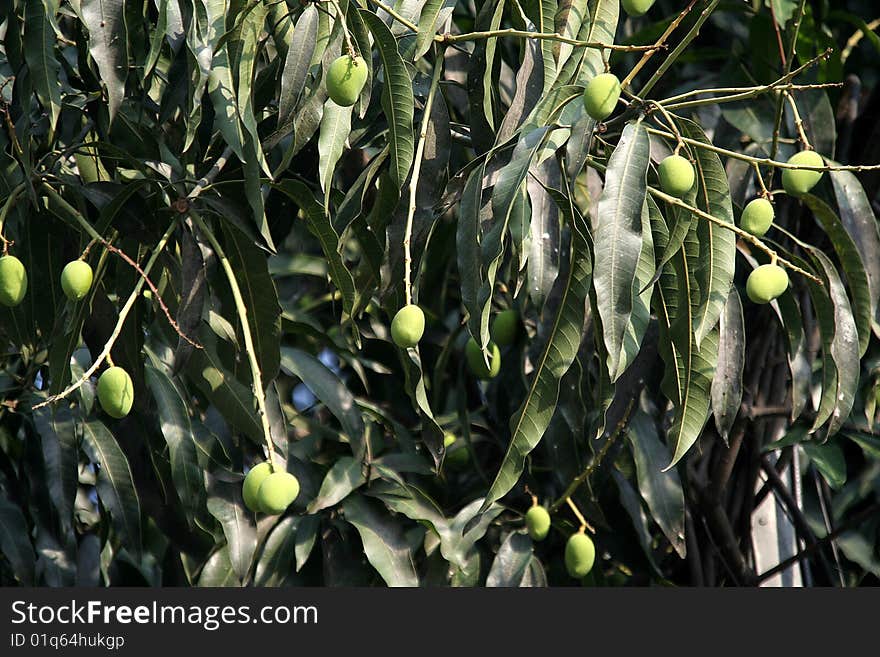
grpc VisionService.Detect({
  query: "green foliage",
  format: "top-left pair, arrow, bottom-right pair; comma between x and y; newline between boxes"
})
0,0 -> 879,589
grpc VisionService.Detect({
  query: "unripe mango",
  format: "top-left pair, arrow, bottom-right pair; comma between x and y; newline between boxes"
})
443,432 -> 469,469
525,505 -> 551,542
746,264 -> 789,304
491,309 -> 519,347
242,462 -> 273,513
622,0 -> 655,17
658,155 -> 695,197
61,260 -> 94,301
565,531 -> 596,578
583,73 -> 621,121
97,366 -> 134,419
0,255 -> 27,307
782,150 -> 824,196
465,338 -> 501,379
326,55 -> 368,107
740,198 -> 774,237
257,471 -> 300,515
391,304 -> 425,348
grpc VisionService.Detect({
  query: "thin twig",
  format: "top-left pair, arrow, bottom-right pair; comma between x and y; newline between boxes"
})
33,220 -> 179,410
784,90 -> 811,149
42,183 -> 200,347
644,126 -> 880,172
403,51 -> 443,306
621,0 -> 699,89
101,239 -> 202,349
439,28 -> 659,51
190,211 -> 278,468
565,497 -> 595,534
769,0 -> 808,175
638,0 -> 721,97
657,82 -> 841,110
550,397 -> 637,511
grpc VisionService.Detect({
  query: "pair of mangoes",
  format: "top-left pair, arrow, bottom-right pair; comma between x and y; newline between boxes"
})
525,503 -> 596,578
0,256 -> 93,307
390,305 -> 519,380
464,309 -> 519,378
242,462 -> 301,515
464,310 -> 519,379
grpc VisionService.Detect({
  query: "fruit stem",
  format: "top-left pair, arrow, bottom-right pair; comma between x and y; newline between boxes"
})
752,162 -> 771,199
564,497 -> 595,534
403,49 -> 443,307
648,185 -> 822,285
34,220 -> 179,410
190,210 -> 278,469
0,183 -> 25,255
647,101 -> 685,154
42,182 -> 201,349
328,0 -> 357,59
621,0 -> 699,89
769,0 -> 809,182
783,90 -> 812,150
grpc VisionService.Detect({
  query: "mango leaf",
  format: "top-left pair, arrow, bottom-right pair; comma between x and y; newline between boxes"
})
486,531 -> 536,587
33,405 -> 78,532
0,497 -> 35,585
496,30 -> 543,143
553,0 -> 589,72
361,10 -> 415,190
342,495 -> 419,587
221,222 -> 283,384
414,0 -> 456,60
479,180 -> 592,512
802,440 -> 847,490
295,514 -> 321,572
81,419 -> 142,559
775,287 -> 812,422
278,5 -> 318,129
476,126 -> 558,347
23,1 -> 61,131
594,121 -> 650,381
198,547 -> 240,587
375,489 -> 502,570
307,456 -> 366,513
205,476 -> 257,582
457,161 -> 487,345
205,0 -> 246,161
711,288 -> 744,441
617,202 -> 655,375
679,119 -> 736,347
399,347 -> 445,467
626,406 -> 686,557
81,0 -> 128,122
804,193 -> 871,356
144,364 -> 205,525
804,249 -> 859,439
273,179 -> 358,320
657,224 -> 718,468
185,329 -> 263,445
281,347 -> 366,459
830,170 -> 880,337
318,100 -> 354,208
255,516 -> 299,587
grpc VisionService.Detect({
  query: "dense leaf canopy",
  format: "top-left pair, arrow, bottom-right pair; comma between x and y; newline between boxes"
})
1,0 -> 879,587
